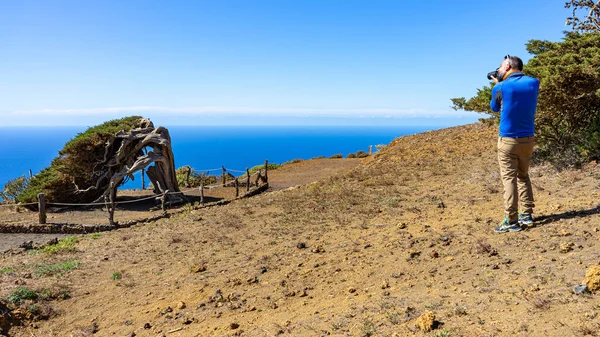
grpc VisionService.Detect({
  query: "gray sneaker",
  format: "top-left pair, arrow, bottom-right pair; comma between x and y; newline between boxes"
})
518,213 -> 533,225
494,217 -> 522,233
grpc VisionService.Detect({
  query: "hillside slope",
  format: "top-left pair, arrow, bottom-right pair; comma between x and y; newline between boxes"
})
2,123 -> 600,337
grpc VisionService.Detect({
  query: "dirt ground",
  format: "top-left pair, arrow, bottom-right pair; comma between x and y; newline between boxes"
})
2,123 -> 600,337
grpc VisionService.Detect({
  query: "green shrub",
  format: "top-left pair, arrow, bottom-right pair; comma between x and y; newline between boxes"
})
18,116 -> 144,203
311,156 -> 326,160
34,237 -> 79,255
356,150 -> 369,158
7,287 -> 40,305
111,272 -> 122,280
347,153 -> 357,158
285,159 -> 304,165
0,175 -> 28,202
249,163 -> 282,175
329,154 -> 343,159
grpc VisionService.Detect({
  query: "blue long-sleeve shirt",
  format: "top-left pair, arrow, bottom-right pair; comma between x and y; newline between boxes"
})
490,72 -> 539,138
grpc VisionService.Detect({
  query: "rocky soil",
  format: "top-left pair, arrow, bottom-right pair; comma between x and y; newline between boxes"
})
1,123 -> 600,337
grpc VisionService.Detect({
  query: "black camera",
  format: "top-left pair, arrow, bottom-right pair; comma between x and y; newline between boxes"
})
487,68 -> 499,80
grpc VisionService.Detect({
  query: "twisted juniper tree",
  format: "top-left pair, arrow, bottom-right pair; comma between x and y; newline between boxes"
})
18,116 -> 182,204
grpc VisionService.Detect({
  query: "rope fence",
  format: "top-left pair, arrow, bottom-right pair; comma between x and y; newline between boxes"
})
0,160 -> 271,232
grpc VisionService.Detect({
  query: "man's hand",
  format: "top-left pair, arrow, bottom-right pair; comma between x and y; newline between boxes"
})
490,75 -> 499,84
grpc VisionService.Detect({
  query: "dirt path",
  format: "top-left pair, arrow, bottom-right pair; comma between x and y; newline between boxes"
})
267,158 -> 361,190
0,158 -> 361,252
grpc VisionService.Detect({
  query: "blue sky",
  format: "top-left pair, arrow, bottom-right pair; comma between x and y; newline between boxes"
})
0,0 -> 572,126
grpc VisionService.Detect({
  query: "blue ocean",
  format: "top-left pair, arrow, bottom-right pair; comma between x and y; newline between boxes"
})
0,125 -> 442,193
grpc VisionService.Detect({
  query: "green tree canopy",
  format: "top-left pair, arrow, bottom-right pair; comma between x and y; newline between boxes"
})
451,32 -> 600,167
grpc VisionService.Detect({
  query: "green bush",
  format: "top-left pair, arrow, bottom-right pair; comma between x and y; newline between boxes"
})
347,153 -> 357,158
249,163 -> 282,175
356,150 -> 369,158
7,287 -> 40,305
285,159 -> 304,165
18,116 -> 144,203
0,175 -> 28,202
329,154 -> 343,159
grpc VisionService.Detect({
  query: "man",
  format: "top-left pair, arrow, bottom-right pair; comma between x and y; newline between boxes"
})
489,55 -> 540,233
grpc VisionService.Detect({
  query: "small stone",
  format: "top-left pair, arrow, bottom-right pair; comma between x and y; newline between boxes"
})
311,245 -> 325,253
415,311 -> 436,332
560,229 -> 572,236
408,250 -> 421,259
260,266 -> 268,274
398,223 -> 407,229
296,242 -> 307,249
176,301 -> 186,309
430,251 -> 439,258
381,280 -> 390,289
230,322 -> 240,330
559,242 -> 574,253
348,287 -> 357,293
573,284 -> 589,295
143,323 -> 152,329
190,264 -> 207,273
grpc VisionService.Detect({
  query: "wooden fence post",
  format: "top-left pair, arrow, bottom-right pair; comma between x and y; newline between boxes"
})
185,166 -> 191,188
255,169 -> 261,186
235,178 -> 239,197
141,168 -> 145,190
246,168 -> 250,191
37,193 -> 46,224
200,182 -> 204,205
161,190 -> 169,215
264,160 -> 268,183
108,182 -> 116,226
222,166 -> 226,187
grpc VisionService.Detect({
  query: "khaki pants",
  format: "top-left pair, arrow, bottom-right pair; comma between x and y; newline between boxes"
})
498,136 -> 535,222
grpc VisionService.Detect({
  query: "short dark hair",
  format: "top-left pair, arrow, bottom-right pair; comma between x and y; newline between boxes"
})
507,55 -> 523,70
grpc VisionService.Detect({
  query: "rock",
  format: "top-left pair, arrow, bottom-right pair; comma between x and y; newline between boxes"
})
559,242 -> 574,253
230,322 -> 240,330
296,242 -> 307,249
347,287 -> 357,294
176,301 -> 186,310
415,311 -> 436,332
408,250 -> 421,259
143,323 -> 152,329
430,251 -> 439,258
311,245 -> 325,253
583,266 -> 600,292
190,264 -> 206,273
381,280 -> 390,289
573,284 -> 589,295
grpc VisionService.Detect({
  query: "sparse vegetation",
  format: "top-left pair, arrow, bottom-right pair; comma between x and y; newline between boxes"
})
111,272 -> 122,280
33,237 -> 79,255
33,260 -> 81,278
7,287 -> 40,305
329,153 -> 343,159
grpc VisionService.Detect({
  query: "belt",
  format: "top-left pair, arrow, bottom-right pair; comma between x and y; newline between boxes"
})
500,136 -> 534,140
